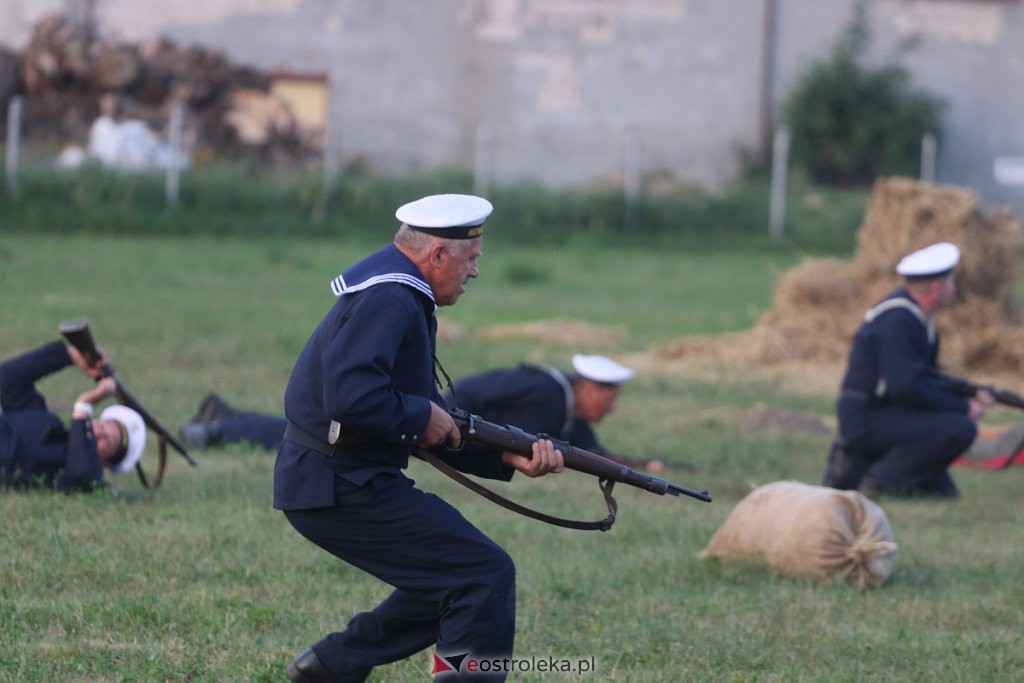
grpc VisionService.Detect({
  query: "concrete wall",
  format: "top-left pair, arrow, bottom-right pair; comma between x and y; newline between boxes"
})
97,0 -> 765,191
464,0 -> 765,191
3,0 -> 1023,212
776,0 -> 1024,214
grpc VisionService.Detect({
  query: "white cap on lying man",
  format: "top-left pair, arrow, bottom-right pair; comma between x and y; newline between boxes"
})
100,404 -> 147,474
896,242 -> 960,279
395,194 -> 493,239
571,355 -> 635,385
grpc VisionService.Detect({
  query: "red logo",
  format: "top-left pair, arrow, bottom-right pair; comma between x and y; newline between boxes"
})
431,652 -> 469,676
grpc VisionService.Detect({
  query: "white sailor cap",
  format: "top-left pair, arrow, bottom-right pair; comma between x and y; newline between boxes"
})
395,194 -> 493,239
895,242 -> 960,279
571,354 -> 635,385
100,404 -> 147,474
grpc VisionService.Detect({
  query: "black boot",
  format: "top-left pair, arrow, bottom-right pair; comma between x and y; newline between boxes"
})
925,471 -> 960,499
860,472 -> 959,501
857,474 -> 883,500
820,440 -> 867,489
190,393 -> 238,424
287,648 -> 342,683
177,420 -> 223,451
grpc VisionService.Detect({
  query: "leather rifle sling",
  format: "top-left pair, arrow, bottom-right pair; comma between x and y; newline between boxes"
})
135,435 -> 169,489
414,447 -> 617,531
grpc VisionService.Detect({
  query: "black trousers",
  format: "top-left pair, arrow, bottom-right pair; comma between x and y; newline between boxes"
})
842,403 -> 976,493
218,413 -> 286,450
283,472 -> 516,682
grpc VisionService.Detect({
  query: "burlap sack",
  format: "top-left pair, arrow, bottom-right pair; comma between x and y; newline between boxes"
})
699,480 -> 898,589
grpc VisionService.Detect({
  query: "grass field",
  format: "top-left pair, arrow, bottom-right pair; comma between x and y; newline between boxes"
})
2,233 -> 1023,682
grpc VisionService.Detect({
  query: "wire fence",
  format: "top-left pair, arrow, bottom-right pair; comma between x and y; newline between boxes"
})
2,93 -> 940,238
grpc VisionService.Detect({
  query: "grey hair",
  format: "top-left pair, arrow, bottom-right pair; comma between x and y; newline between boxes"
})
394,224 -> 473,256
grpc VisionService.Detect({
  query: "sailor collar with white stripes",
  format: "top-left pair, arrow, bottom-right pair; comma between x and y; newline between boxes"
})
330,244 -> 435,307
864,289 -> 937,345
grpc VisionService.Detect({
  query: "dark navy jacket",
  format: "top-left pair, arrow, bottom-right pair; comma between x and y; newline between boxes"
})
447,364 -> 601,453
274,244 -> 512,511
838,287 -> 968,443
0,341 -> 104,492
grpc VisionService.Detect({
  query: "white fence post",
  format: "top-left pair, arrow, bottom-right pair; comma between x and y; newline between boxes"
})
6,96 -> 23,194
165,101 -> 184,207
321,72 -> 340,212
769,125 -> 790,241
623,126 -> 641,232
920,132 -> 937,183
473,120 -> 493,198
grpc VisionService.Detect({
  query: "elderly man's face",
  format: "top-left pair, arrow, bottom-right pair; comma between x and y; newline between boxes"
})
576,380 -> 621,423
937,272 -> 957,306
93,419 -> 123,468
433,238 -> 482,306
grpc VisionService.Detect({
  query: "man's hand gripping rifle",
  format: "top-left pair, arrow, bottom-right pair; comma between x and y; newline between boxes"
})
931,370 -> 1024,411
59,318 -> 197,487
931,370 -> 1024,470
449,407 -> 712,503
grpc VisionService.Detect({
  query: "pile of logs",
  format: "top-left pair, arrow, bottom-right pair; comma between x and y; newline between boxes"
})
1,14 -> 315,163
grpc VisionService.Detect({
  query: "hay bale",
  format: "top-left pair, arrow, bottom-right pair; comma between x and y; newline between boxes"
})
745,178 -> 1024,375
748,311 -> 854,363
772,257 -> 860,309
854,178 -> 1021,304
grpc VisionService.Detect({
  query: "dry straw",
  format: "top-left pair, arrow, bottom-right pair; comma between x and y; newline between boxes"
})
478,319 -> 626,347
661,178 -> 1024,380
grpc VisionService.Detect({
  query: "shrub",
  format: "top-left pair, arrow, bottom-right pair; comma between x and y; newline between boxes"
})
782,2 -> 944,187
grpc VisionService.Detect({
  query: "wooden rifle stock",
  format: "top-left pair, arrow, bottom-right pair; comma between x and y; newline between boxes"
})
448,407 -> 712,503
931,370 -> 1024,411
58,317 -> 197,467
59,318 -> 104,367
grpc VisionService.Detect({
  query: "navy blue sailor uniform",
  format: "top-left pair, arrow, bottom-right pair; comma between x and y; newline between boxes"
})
445,364 -> 602,452
274,244 -> 517,682
216,412 -> 287,450
836,287 -> 976,495
0,342 -> 105,492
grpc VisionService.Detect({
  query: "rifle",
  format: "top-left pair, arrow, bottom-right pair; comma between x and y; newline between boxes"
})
932,370 -> 1024,470
930,370 -> 1024,410
416,407 -> 710,532
59,318 -> 197,487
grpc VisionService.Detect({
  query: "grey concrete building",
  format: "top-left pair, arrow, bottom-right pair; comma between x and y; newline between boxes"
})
3,0 -> 1023,212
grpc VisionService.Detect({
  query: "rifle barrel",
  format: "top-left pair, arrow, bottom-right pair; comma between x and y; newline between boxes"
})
114,380 -> 198,466
932,370 -> 1024,412
990,389 -> 1024,411
668,482 -> 713,502
452,408 -> 711,503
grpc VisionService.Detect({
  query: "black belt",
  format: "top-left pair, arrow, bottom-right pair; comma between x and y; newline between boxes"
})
284,420 -> 380,457
286,422 -> 618,532
840,387 -> 871,400
283,421 -> 340,457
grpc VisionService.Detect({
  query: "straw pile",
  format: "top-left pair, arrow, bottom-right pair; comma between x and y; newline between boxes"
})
660,177 -> 1024,377
479,319 -> 626,347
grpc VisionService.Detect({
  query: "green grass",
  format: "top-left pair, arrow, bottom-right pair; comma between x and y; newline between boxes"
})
2,233 -> 1023,681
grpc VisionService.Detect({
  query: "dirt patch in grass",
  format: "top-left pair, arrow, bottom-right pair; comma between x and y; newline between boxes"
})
736,406 -> 832,434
